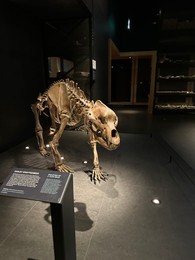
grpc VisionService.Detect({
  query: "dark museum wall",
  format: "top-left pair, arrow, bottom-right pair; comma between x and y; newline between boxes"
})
108,1 -> 160,52
91,0 -> 110,102
1,0 -> 195,153
0,1 -> 45,153
0,0 -> 111,153
83,0 -> 110,102
108,0 -> 195,52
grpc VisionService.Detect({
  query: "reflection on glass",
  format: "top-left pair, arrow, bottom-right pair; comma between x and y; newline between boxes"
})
136,58 -> 151,103
111,59 -> 132,102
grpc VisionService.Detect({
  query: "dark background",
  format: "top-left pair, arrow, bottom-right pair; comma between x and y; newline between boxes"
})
0,0 -> 194,152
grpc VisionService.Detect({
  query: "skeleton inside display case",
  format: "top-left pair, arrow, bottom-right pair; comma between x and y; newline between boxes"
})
31,78 -> 120,183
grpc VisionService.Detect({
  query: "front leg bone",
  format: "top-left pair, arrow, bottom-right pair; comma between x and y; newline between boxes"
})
90,140 -> 107,183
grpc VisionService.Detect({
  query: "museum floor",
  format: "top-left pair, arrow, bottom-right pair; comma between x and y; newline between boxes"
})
0,107 -> 195,260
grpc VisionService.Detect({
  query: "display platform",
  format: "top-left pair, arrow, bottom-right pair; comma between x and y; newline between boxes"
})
0,130 -> 195,260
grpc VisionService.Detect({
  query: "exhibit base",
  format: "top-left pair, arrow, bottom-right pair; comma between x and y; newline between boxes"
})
0,167 -> 76,260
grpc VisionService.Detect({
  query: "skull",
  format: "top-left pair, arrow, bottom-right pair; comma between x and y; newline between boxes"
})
86,100 -> 120,150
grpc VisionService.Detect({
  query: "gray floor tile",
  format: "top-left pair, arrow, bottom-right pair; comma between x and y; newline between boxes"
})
0,117 -> 195,260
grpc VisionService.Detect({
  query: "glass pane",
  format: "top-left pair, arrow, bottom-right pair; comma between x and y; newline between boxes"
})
136,58 -> 151,103
111,59 -> 132,102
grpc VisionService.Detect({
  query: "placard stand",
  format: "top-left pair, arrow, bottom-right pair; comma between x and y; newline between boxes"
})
0,167 -> 76,260
50,179 -> 76,260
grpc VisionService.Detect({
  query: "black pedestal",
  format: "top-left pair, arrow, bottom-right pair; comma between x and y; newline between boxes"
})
0,167 -> 76,260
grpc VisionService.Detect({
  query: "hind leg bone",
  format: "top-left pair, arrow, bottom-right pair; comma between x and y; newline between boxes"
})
49,113 -> 73,172
31,103 -> 49,156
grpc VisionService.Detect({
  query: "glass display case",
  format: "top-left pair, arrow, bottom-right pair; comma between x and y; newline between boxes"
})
108,39 -> 157,113
154,9 -> 195,111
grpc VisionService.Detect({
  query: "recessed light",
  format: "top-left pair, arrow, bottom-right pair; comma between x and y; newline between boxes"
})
83,160 -> 88,164
152,198 -> 161,205
25,146 -> 30,150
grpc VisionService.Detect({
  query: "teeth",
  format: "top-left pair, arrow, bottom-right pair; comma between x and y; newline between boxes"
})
92,124 -> 97,132
103,137 -> 108,144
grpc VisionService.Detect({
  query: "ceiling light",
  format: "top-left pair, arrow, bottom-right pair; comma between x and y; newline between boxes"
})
127,18 -> 131,30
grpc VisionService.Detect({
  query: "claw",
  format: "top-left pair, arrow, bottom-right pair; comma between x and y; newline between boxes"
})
40,148 -> 50,157
90,167 -> 107,184
56,163 -> 74,173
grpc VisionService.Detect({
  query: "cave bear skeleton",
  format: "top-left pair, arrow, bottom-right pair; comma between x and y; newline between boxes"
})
31,79 -> 120,183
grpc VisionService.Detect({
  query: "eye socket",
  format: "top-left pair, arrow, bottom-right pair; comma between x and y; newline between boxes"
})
97,129 -> 102,135
91,122 -> 102,136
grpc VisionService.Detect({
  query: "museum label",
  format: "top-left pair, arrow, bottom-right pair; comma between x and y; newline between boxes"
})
0,167 -> 72,203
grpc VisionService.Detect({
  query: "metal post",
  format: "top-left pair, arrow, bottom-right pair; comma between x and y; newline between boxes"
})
50,174 -> 76,260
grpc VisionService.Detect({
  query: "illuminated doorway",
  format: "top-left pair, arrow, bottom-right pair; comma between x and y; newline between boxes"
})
108,39 -> 157,113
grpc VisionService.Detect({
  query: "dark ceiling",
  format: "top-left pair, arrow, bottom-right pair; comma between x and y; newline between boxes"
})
7,0 -> 91,21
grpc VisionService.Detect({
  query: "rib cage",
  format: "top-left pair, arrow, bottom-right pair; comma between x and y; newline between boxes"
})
37,78 -> 91,126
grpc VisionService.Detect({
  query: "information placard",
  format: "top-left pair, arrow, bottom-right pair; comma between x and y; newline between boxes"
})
0,167 -> 72,203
